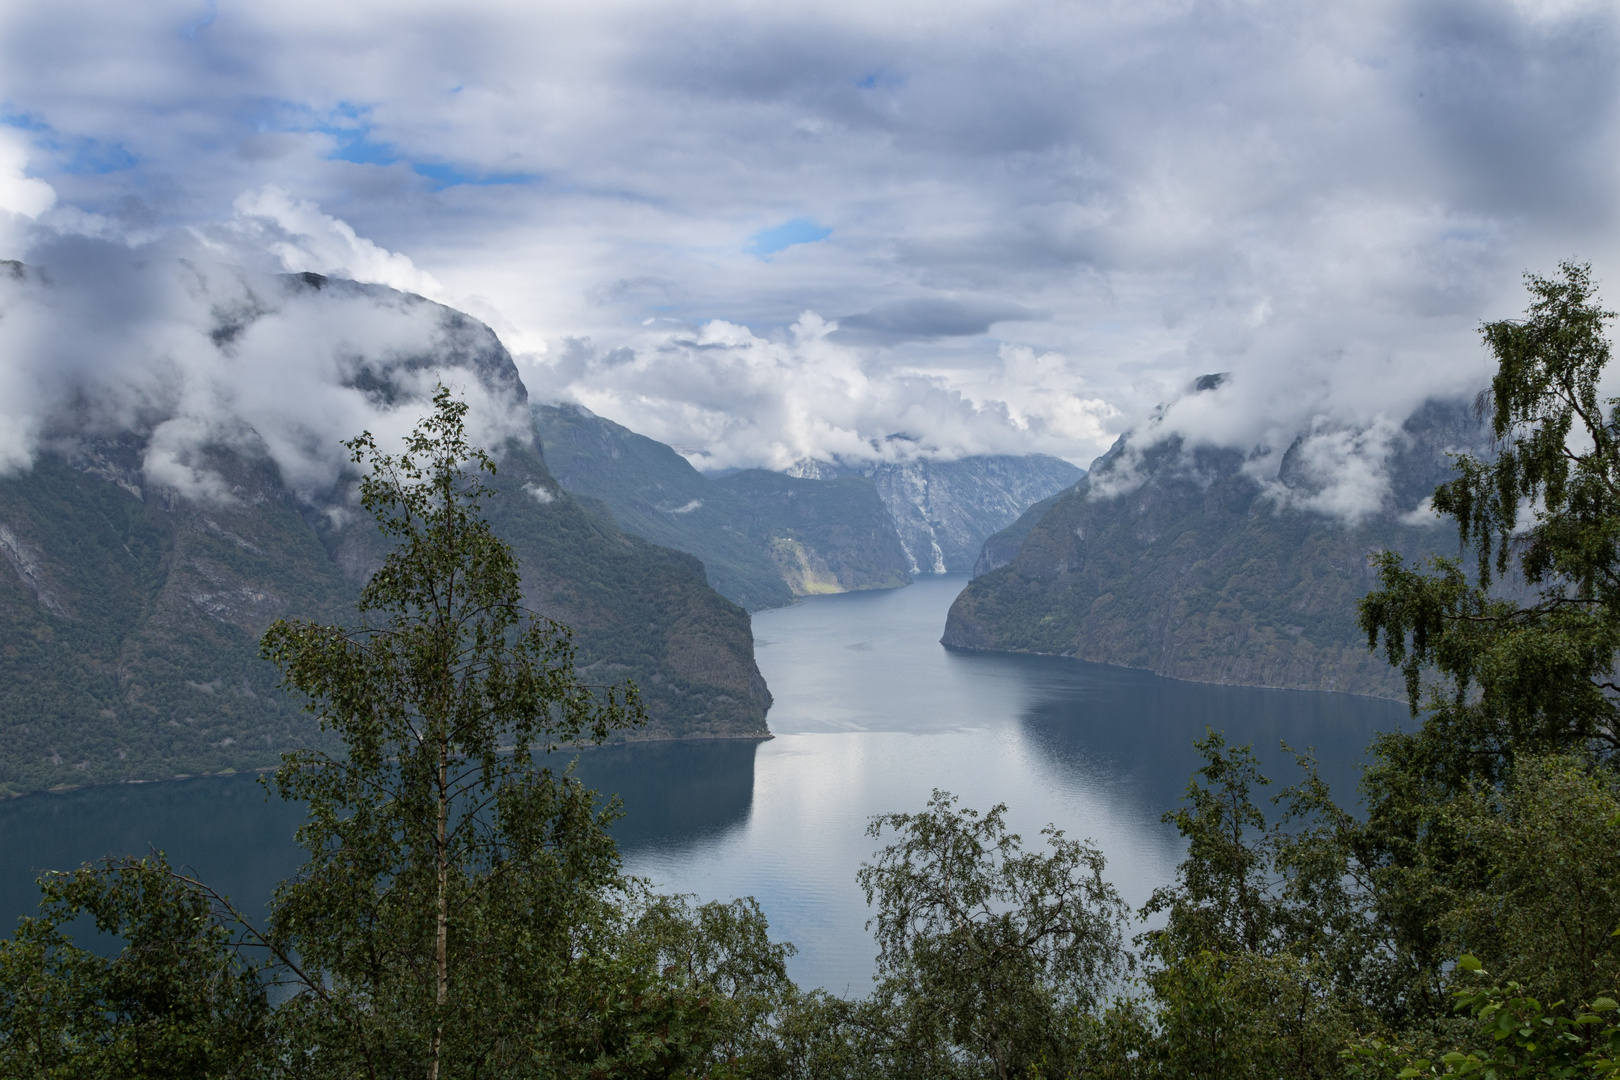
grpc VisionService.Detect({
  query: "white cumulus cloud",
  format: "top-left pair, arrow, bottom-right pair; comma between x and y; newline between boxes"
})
218,184 -> 444,299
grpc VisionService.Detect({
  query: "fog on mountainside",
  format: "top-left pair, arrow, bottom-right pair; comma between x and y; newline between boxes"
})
946,392 -> 1492,699
0,262 -> 770,799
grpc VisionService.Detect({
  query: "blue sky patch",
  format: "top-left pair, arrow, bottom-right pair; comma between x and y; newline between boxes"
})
411,162 -> 536,191
2,114 -> 135,175
745,218 -> 831,258
180,0 -> 217,40
855,69 -> 903,90
252,101 -> 533,189
1,111 -> 50,132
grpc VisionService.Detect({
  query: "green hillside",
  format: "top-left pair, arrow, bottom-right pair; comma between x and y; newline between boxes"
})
712,470 -> 912,595
945,401 -> 1482,697
533,404 -> 793,610
0,276 -> 771,799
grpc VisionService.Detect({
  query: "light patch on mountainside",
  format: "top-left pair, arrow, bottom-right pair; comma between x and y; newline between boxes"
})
767,537 -> 845,596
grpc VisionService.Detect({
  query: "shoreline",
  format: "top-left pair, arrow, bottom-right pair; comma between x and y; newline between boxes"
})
0,731 -> 775,804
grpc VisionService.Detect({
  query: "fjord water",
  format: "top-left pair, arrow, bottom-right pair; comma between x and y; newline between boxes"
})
0,576 -> 1405,992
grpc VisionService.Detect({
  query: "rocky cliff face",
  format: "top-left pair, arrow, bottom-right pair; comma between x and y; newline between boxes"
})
866,456 -> 1084,573
944,398 -> 1488,698
790,454 -> 1084,573
0,271 -> 771,798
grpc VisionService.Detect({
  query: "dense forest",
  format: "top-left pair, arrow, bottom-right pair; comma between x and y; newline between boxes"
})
5,266 -> 1620,1077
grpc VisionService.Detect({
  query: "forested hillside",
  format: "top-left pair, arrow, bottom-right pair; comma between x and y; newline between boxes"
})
0,271 -> 770,799
713,470 -> 913,595
535,404 -> 913,600
536,402 -> 1082,604
534,403 -> 793,610
945,398 -> 1486,697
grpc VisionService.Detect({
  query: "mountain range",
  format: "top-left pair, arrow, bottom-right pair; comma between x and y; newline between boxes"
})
535,404 -> 1082,608
944,395 -> 1487,698
0,271 -> 770,798
786,452 -> 1084,574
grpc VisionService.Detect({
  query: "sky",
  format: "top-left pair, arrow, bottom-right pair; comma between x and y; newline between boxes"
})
1,0 -> 1618,485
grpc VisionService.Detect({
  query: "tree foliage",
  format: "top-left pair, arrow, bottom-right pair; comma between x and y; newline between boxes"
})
1360,262 -> 1620,783
0,390 -> 796,1079
853,791 -> 1130,1080
257,385 -> 645,1077
13,268 -> 1620,1079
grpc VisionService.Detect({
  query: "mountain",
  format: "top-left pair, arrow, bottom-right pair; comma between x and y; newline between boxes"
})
533,404 -> 793,611
871,456 -> 1084,573
534,404 -> 1082,600
710,470 -> 912,595
0,270 -> 770,799
972,485 -> 1073,576
943,397 -> 1487,697
789,454 -> 1084,573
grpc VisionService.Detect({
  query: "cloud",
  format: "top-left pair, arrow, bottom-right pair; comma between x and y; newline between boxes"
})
534,311 -> 1115,472
210,184 -> 444,298
835,298 -> 1045,342
0,0 -> 1616,484
0,127 -> 56,258
1265,416 -> 1405,523
0,230 -> 528,505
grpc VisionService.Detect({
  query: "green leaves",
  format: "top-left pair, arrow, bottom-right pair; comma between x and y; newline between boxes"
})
0,854 -> 271,1080
253,386 -> 662,1075
855,789 -> 1130,1080
1348,963 -> 1620,1079
1359,263 -> 1620,785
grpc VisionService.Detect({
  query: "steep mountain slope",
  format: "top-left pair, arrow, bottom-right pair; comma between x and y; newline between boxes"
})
944,399 -> 1485,697
534,403 -> 1080,600
533,404 -> 792,610
972,485 -> 1074,576
0,270 -> 770,798
870,456 -> 1084,572
790,454 -> 1083,573
712,471 -> 913,595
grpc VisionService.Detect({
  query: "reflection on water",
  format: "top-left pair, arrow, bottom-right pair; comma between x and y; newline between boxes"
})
573,739 -> 758,852
616,576 -> 1407,991
994,652 -> 1398,818
0,774 -> 307,932
0,575 -> 1407,993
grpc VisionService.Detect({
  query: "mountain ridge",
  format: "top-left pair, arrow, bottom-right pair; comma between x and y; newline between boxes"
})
536,403 -> 1084,604
0,269 -> 771,798
943,397 -> 1487,698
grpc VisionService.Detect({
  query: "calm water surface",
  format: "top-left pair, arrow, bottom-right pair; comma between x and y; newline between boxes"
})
0,575 -> 1406,992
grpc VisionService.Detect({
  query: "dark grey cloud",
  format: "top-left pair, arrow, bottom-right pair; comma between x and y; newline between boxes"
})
835,299 -> 1047,342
